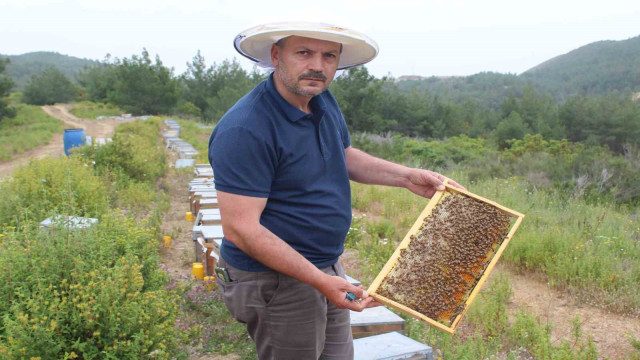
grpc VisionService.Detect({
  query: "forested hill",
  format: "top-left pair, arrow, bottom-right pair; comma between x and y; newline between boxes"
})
1,51 -> 99,90
397,35 -> 640,106
521,35 -> 640,100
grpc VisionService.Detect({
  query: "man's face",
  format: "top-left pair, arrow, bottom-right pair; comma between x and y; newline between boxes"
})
271,35 -> 341,98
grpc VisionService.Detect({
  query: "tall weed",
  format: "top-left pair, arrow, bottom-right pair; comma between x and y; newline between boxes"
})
0,212 -> 180,358
0,156 -> 109,226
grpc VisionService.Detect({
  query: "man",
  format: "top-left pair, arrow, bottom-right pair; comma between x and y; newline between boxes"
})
209,22 -> 462,359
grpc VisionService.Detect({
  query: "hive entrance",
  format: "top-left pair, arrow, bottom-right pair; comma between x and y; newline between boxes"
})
368,185 -> 524,333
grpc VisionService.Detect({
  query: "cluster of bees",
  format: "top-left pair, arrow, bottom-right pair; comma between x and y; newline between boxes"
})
378,192 -> 512,325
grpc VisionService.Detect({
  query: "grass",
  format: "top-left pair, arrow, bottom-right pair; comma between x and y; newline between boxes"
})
70,101 -> 124,119
0,117 -> 187,358
176,279 -> 256,359
351,174 -> 640,316
347,172 -> 640,358
465,175 -> 640,315
0,104 -> 61,160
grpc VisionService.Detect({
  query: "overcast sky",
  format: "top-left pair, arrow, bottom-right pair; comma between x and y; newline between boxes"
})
1,0 -> 639,78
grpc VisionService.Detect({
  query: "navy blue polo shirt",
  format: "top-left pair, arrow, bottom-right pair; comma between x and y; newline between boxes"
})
208,73 -> 352,272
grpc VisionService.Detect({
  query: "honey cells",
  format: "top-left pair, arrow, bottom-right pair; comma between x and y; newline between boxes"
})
377,192 -> 511,325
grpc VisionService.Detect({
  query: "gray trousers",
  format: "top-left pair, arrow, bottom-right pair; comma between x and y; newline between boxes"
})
216,258 -> 354,360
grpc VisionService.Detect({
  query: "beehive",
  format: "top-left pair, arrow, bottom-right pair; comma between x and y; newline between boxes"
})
368,183 -> 524,334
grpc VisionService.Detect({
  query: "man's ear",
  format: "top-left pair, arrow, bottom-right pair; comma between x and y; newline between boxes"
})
270,44 -> 279,68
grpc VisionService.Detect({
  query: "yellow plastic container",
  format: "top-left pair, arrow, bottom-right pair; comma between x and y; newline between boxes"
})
163,235 -> 171,248
186,212 -> 195,222
203,276 -> 216,291
192,263 -> 204,280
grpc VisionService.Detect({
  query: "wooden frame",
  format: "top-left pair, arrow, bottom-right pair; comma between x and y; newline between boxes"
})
367,182 -> 524,334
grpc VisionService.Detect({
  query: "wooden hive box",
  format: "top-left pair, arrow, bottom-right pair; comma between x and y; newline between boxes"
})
367,182 -> 524,334
350,306 -> 405,339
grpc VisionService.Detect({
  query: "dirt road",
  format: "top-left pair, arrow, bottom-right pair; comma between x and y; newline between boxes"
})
0,104 -> 126,179
501,266 -> 640,359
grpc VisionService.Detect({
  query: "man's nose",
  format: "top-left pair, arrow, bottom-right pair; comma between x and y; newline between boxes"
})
308,54 -> 324,71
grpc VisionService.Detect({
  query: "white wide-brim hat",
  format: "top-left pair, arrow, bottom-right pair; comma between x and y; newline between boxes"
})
234,22 -> 379,70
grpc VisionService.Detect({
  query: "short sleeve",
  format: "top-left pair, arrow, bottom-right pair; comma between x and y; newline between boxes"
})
339,114 -> 351,148
209,126 -> 276,197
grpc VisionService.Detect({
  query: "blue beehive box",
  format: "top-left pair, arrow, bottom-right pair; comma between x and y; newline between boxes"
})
353,332 -> 433,360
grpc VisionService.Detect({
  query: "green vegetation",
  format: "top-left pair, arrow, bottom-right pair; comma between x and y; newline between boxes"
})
22,67 -> 76,105
3,33 -> 639,358
74,117 -> 168,214
70,101 -> 123,119
174,117 -> 212,163
0,156 -> 109,226
348,177 -> 632,358
0,104 -> 61,160
398,35 -> 640,105
0,116 -> 191,358
353,133 -> 640,204
331,67 -> 640,154
522,36 -> 640,100
78,50 -> 180,115
2,51 -> 99,90
177,280 -> 257,359
0,57 -> 16,123
0,213 -> 178,359
397,72 -> 523,109
181,53 -> 266,122
345,127 -> 640,357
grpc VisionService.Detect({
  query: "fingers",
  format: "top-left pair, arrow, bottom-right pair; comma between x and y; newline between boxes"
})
421,170 -> 445,191
345,294 -> 377,311
449,179 -> 465,190
408,169 -> 466,197
365,299 -> 382,308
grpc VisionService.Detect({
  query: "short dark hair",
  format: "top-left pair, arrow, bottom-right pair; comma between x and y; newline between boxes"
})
275,36 -> 343,54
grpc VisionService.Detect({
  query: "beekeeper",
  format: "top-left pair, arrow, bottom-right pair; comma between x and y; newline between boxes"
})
209,22 -> 462,359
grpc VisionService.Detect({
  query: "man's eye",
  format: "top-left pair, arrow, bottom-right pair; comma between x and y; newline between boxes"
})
325,53 -> 337,58
298,51 -> 309,55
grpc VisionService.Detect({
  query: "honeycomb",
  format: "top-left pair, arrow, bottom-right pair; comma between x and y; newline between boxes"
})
377,191 -> 512,326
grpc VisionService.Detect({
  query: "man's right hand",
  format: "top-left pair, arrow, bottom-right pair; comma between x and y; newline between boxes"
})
316,274 -> 381,311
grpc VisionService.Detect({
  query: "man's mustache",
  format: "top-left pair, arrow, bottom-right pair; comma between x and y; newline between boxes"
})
298,71 -> 327,81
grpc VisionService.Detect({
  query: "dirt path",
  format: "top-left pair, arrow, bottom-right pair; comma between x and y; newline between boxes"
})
492,265 -> 640,360
0,104 -> 126,179
158,148 -> 243,360
159,156 -> 198,279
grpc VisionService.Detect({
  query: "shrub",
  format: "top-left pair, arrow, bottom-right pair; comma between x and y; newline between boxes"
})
22,67 -> 76,105
70,101 -> 123,119
0,156 -> 109,226
175,102 -> 201,120
0,212 -> 180,358
82,118 -> 166,184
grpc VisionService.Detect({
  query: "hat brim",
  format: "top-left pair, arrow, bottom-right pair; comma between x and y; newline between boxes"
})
234,22 -> 379,70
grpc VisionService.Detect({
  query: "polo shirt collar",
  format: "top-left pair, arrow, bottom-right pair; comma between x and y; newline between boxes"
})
266,72 -> 327,123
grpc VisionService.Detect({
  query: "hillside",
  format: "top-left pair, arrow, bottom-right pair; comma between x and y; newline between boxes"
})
396,35 -> 640,106
1,51 -> 99,90
521,35 -> 640,100
396,72 -> 525,109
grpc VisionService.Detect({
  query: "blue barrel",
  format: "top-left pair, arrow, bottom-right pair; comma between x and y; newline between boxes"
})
63,128 -> 86,155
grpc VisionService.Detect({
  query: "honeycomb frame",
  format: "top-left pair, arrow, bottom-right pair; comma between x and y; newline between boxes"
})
367,182 -> 525,334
